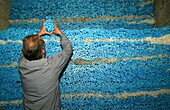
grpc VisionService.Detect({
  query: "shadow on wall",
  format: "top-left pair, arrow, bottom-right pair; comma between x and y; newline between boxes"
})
154,0 -> 170,28
0,0 -> 11,30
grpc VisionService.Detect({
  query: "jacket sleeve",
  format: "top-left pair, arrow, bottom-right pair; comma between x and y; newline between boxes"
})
48,33 -> 73,70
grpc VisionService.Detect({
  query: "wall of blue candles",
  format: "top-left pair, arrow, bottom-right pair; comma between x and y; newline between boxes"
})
0,0 -> 170,109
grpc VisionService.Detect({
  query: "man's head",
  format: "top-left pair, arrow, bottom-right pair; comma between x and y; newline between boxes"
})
22,35 -> 45,61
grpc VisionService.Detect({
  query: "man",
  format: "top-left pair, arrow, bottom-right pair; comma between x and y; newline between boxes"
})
18,21 -> 73,110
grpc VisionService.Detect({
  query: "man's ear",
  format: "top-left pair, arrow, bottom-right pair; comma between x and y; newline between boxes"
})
42,49 -> 45,58
42,49 -> 45,54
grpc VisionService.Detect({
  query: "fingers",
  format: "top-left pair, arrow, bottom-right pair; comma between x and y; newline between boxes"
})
40,19 -> 61,35
52,20 -> 56,23
53,23 -> 58,29
52,20 -> 59,28
41,19 -> 46,26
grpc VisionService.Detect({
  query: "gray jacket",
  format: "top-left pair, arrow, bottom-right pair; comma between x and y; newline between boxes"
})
19,33 -> 73,110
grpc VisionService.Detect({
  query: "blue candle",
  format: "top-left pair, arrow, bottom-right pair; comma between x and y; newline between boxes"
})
44,17 -> 54,32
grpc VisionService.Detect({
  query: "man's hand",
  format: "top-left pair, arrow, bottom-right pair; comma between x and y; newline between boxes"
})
53,22 -> 62,35
38,20 -> 51,37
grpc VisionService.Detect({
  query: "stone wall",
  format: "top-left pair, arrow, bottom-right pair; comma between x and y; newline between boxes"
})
154,0 -> 170,28
0,0 -> 11,30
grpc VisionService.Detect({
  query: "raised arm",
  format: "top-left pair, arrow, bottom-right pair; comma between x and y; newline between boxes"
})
53,23 -> 73,55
